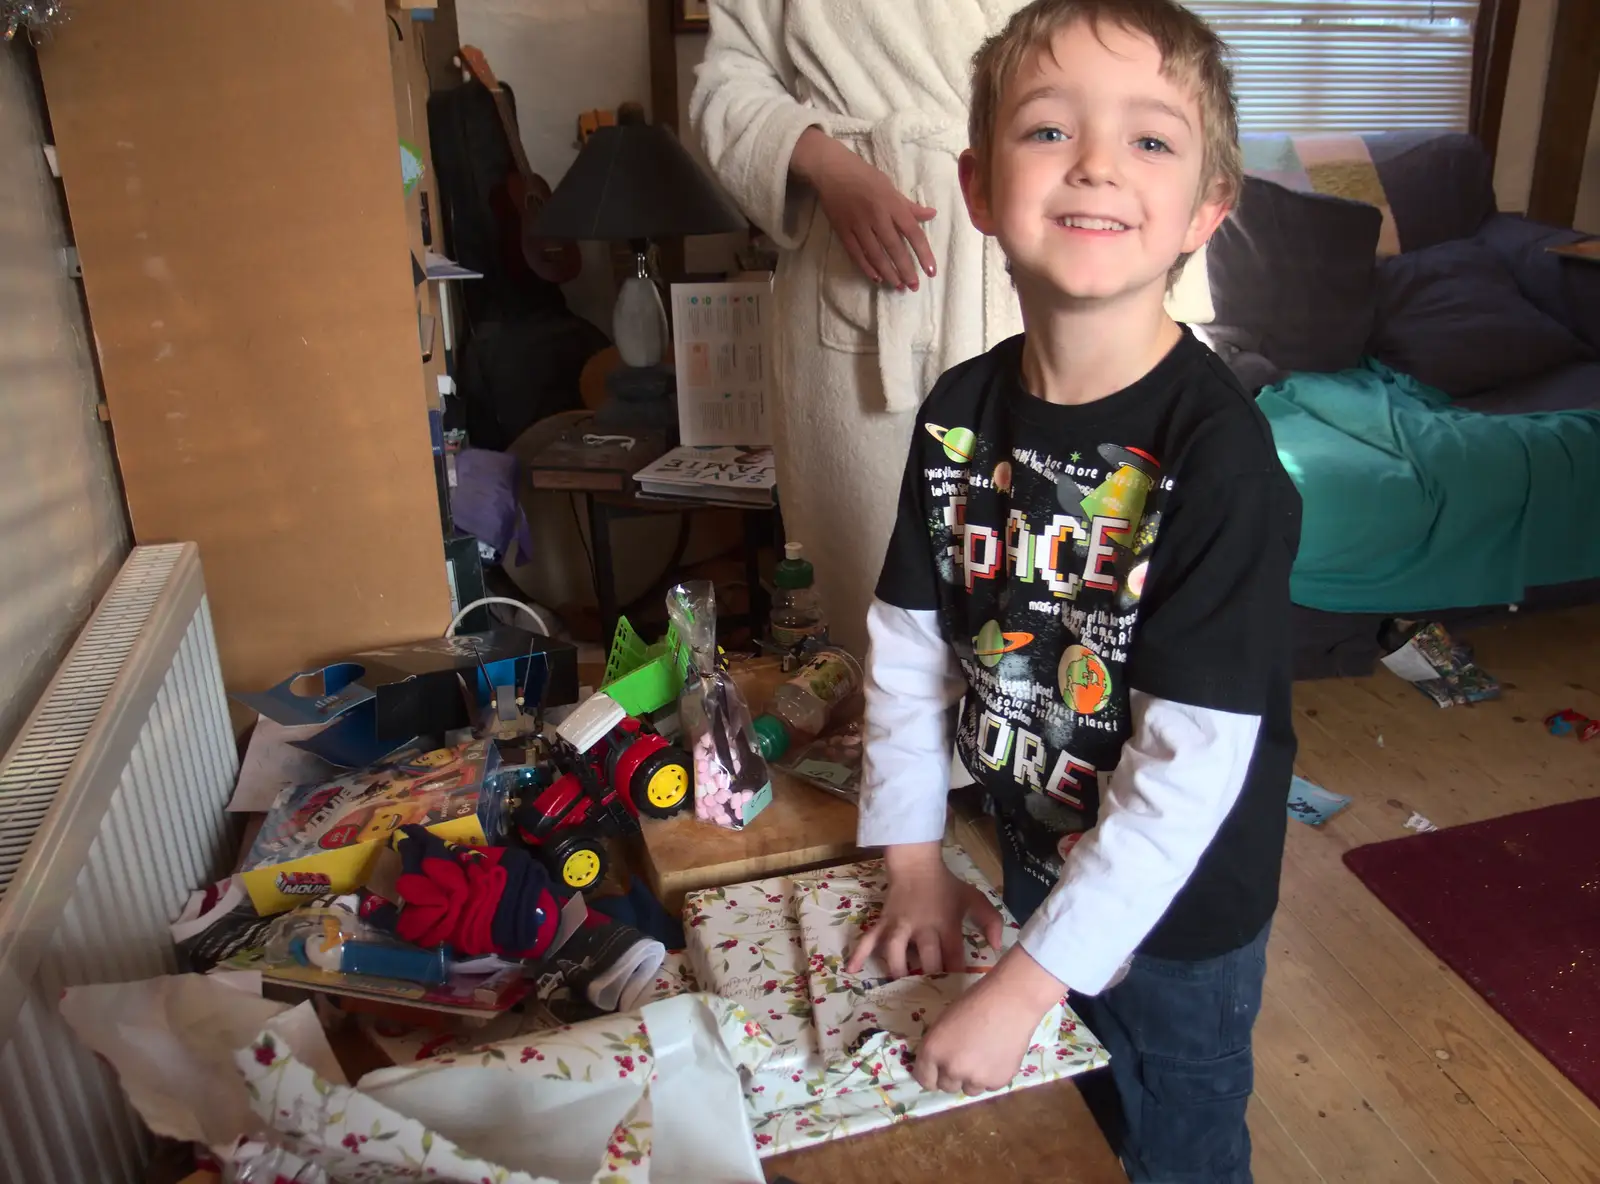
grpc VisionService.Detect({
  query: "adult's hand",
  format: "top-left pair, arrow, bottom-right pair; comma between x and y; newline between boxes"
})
790,127 -> 937,291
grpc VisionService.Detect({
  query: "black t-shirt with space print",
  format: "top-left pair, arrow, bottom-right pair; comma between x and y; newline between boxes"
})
876,328 -> 1302,961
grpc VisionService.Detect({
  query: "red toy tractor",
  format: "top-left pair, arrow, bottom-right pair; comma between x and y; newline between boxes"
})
512,692 -> 691,892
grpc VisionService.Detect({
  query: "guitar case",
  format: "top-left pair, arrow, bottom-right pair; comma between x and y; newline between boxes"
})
428,78 -> 609,451
427,78 -> 566,321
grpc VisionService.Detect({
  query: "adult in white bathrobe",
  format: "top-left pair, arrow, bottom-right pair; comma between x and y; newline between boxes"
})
692,1 -> 1027,655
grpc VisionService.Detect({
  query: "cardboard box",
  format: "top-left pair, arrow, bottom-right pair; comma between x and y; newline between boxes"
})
349,628 -> 578,741
239,738 -> 499,914
235,629 -> 579,768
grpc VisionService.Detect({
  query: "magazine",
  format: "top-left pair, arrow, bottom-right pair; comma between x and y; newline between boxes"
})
633,446 -> 775,506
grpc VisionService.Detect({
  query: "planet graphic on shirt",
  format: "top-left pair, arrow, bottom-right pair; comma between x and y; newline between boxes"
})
992,460 -> 1014,493
926,423 -> 976,464
973,620 -> 1034,667
1059,644 -> 1112,714
1126,559 -> 1149,600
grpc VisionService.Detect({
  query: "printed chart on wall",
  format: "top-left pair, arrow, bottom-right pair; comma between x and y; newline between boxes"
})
670,281 -> 773,447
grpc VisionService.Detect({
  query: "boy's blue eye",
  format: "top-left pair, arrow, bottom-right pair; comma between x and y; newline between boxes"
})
1136,136 -> 1171,154
1029,127 -> 1068,143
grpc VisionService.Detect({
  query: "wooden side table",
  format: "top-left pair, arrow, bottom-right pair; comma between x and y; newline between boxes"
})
587,488 -> 774,643
522,415 -> 777,641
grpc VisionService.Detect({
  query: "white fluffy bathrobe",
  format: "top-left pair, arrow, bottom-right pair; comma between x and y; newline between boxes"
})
692,0 -> 1027,654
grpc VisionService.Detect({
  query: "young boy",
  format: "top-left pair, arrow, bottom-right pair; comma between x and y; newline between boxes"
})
846,2 -> 1300,1180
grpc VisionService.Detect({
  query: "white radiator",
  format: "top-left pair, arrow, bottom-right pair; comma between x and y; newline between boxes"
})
0,543 -> 240,1184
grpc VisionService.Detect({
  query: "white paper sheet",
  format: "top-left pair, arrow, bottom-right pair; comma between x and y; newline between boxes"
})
670,281 -> 773,446
59,974 -> 342,1154
228,715 -> 336,813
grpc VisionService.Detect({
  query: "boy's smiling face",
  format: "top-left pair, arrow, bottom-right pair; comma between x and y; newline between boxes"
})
962,19 -> 1228,305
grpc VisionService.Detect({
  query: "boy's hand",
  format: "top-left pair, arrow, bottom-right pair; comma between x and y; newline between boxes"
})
846,842 -> 1004,978
912,947 -> 1065,1095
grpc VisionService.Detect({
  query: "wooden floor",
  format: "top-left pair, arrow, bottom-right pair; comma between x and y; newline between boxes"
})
955,606 -> 1600,1183
1258,606 -> 1600,1183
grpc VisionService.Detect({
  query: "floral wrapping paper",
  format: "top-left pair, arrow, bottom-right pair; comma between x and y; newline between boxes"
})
233,848 -> 1109,1176
236,1029 -> 551,1184
746,1001 -> 1106,1154
684,845 -> 1111,1155
237,993 -> 770,1184
683,875 -> 817,1107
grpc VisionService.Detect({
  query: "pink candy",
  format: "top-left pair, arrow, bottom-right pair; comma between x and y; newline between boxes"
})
689,726 -> 768,829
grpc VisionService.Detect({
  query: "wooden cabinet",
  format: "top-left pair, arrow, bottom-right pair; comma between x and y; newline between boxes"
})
39,1 -> 455,693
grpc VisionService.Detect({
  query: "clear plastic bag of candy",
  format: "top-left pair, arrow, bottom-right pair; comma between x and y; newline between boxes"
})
666,581 -> 773,829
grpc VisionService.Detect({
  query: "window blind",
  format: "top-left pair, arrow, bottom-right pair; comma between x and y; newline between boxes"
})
1188,1 -> 1480,135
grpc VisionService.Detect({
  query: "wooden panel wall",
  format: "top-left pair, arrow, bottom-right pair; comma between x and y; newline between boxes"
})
1527,0 -> 1600,226
39,0 -> 452,692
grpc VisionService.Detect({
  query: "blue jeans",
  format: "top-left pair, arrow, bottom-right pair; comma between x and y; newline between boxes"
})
1002,847 -> 1267,1183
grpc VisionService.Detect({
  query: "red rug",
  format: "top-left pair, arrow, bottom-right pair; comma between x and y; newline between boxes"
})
1343,797 -> 1600,1107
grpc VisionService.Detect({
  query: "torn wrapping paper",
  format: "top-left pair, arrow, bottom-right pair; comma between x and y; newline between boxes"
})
240,992 -> 767,1184
237,1029 -> 550,1184
64,972 -> 760,1182
683,846 -> 1109,1154
58,973 -> 343,1157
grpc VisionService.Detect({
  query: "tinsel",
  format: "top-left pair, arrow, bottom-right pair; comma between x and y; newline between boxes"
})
4,0 -> 67,43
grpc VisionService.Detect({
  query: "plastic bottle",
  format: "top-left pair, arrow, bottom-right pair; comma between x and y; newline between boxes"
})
769,648 -> 864,737
770,542 -> 826,649
752,713 -> 791,761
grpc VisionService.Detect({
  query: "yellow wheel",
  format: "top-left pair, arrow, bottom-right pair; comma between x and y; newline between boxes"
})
633,746 -> 694,818
645,764 -> 688,812
560,847 -> 603,890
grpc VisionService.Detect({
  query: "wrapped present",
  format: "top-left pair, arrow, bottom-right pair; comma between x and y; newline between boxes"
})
683,846 -> 1110,1154
683,874 -> 814,1102
682,845 -> 1011,1106
747,1006 -> 1098,1153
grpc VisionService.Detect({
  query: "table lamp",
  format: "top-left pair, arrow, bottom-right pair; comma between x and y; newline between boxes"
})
534,106 -> 749,431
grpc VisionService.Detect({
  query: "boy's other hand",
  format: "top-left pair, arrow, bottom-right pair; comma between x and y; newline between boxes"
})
846,842 -> 1004,978
790,127 -> 937,291
913,946 -> 1065,1096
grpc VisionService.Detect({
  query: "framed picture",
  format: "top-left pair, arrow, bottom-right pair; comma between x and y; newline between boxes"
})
675,0 -> 709,33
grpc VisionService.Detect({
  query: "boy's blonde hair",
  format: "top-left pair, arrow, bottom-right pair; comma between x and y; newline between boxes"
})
968,0 -> 1242,210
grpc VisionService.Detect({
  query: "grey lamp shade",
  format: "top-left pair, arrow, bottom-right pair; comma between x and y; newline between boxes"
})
533,122 -> 749,242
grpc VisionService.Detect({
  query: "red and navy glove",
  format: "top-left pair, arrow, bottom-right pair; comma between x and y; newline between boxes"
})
391,826 -> 560,959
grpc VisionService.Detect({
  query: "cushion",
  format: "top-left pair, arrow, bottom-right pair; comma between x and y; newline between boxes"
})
1194,331 -> 1288,394
1206,177 -> 1383,373
1370,240 -> 1593,398
1457,361 -> 1600,416
1474,214 -> 1600,352
1364,132 -> 1498,253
